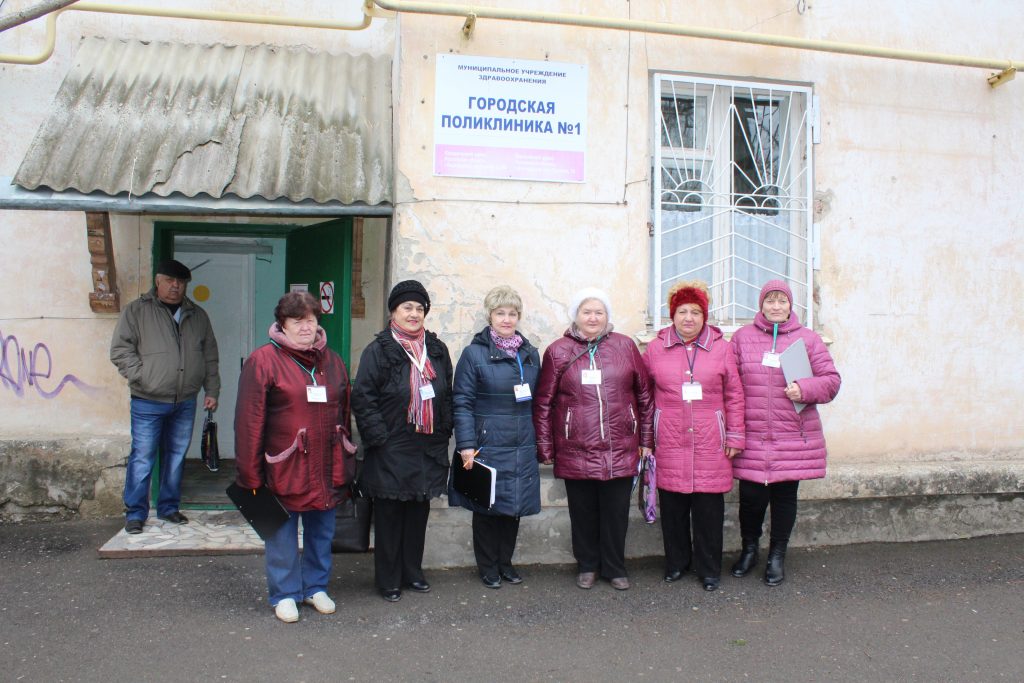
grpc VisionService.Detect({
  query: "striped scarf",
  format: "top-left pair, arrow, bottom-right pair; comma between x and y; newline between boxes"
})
390,321 -> 436,434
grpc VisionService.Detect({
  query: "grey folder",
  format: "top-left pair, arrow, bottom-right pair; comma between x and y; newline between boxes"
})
779,337 -> 812,413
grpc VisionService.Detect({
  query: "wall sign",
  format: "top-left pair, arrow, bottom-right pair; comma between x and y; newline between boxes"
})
434,54 -> 588,183
319,281 -> 335,315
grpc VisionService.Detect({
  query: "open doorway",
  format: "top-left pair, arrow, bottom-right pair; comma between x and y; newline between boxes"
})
153,219 -> 354,508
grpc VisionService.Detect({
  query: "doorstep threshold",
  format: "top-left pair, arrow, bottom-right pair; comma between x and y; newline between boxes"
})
98,510 -> 265,559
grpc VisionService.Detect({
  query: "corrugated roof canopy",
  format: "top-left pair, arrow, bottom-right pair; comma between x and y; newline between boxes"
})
14,37 -> 392,205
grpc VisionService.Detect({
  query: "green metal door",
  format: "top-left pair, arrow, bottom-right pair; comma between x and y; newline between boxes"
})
285,218 -> 353,366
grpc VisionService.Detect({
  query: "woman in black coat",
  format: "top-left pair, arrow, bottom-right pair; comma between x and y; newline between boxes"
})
450,286 -> 542,588
352,281 -> 453,602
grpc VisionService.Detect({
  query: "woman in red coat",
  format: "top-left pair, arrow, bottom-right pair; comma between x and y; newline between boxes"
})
235,291 -> 355,623
642,281 -> 744,591
533,288 -> 654,591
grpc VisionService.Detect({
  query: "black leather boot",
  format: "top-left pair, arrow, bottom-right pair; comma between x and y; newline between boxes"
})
730,538 -> 760,577
764,540 -> 787,586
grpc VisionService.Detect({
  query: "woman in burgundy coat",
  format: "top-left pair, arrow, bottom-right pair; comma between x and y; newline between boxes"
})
235,291 -> 355,623
533,288 -> 654,591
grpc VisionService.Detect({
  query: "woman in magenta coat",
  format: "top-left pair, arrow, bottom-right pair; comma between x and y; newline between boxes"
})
235,291 -> 355,623
730,280 -> 841,586
642,281 -> 744,591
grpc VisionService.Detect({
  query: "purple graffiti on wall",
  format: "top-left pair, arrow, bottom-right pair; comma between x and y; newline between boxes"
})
0,329 -> 99,399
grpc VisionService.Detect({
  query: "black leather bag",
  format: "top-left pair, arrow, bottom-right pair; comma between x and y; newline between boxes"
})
332,487 -> 372,553
200,409 -> 220,472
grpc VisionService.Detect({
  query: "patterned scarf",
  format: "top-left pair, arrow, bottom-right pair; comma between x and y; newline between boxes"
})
390,321 -> 436,434
490,327 -> 524,358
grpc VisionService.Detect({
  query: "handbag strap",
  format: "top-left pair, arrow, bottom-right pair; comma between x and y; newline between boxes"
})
553,341 -> 598,389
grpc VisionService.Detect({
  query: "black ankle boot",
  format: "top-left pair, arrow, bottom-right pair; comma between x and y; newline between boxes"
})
730,538 -> 760,577
764,540 -> 787,586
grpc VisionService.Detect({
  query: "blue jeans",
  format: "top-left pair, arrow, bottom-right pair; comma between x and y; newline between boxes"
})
123,397 -> 197,521
264,508 -> 336,606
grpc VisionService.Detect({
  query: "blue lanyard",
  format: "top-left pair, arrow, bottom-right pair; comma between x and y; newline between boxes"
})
272,341 -> 317,386
771,323 -> 779,354
515,353 -> 525,384
587,342 -> 599,369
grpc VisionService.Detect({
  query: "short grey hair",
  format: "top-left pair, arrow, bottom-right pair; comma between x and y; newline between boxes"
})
484,285 -> 523,317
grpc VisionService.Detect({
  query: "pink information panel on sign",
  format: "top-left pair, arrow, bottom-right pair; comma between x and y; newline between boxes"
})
434,145 -> 584,182
433,54 -> 588,183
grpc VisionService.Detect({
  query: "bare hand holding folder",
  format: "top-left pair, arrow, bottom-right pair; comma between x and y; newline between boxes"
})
451,451 -> 496,509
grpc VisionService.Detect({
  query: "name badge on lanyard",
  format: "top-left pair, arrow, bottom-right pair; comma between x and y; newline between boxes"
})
306,385 -> 327,403
419,383 -> 436,400
512,354 -> 531,401
581,369 -> 602,385
763,323 -> 782,368
682,382 -> 703,402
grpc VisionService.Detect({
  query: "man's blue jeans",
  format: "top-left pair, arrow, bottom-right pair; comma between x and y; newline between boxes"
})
264,508 -> 336,606
123,397 -> 197,521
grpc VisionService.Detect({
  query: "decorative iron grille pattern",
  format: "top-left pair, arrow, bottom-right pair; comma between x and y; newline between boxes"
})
653,75 -> 813,328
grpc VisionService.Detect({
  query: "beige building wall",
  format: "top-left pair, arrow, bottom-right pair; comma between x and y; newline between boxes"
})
1,0 -> 1021,523
391,0 -> 1024,469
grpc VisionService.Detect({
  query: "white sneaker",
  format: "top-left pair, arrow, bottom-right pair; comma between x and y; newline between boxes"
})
303,591 -> 336,614
274,598 -> 299,623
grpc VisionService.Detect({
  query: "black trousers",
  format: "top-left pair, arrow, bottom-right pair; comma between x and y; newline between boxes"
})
563,477 -> 633,579
658,489 -> 725,580
472,513 -> 520,577
372,497 -> 430,590
738,480 -> 800,542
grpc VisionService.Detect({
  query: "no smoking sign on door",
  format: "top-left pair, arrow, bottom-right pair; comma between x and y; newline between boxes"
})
319,281 -> 335,315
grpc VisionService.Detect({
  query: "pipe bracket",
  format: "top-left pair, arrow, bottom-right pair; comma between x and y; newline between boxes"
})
987,66 -> 1016,88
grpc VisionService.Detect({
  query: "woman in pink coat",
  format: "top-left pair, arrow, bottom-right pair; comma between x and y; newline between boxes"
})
730,280 -> 841,586
642,281 -> 744,591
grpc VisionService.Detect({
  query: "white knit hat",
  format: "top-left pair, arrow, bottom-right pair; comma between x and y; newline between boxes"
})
567,287 -> 613,322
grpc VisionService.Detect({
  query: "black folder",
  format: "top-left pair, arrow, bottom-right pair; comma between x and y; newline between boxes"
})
225,482 -> 290,540
450,456 -> 496,509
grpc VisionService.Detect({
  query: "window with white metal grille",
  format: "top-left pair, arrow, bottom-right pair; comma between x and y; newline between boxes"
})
652,75 -> 815,329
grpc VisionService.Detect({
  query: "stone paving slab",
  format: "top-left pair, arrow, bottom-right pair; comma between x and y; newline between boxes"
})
98,510 -> 266,559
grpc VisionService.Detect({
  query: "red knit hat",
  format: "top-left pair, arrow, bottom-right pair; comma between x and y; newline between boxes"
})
668,281 -> 709,320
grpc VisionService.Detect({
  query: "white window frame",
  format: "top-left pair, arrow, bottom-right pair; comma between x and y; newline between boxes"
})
651,73 -> 815,331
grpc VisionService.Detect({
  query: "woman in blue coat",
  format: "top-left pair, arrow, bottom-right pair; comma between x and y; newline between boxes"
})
450,285 -> 542,588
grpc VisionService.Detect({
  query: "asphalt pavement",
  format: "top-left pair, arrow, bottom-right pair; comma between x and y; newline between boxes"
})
0,518 -> 1021,682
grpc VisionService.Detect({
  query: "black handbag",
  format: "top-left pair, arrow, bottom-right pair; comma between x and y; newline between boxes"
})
332,486 -> 372,553
200,409 -> 220,472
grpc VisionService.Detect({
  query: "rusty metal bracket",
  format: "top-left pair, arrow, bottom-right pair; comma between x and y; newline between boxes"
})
462,12 -> 476,38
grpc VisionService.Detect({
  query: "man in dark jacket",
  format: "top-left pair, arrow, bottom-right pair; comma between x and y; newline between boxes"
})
110,259 -> 220,534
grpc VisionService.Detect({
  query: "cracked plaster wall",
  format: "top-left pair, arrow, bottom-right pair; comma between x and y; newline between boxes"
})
393,2 -> 1024,485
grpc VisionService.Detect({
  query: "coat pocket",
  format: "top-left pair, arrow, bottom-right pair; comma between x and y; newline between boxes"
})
653,408 -> 662,447
332,424 -> 358,487
628,404 -> 638,435
715,410 -> 726,451
564,408 -> 572,440
265,428 -> 307,496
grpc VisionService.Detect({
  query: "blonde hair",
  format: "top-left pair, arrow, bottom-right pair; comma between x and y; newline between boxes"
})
666,280 -> 711,312
484,285 -> 523,317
